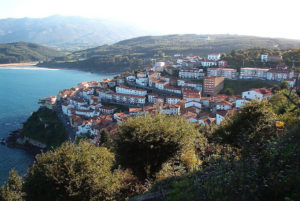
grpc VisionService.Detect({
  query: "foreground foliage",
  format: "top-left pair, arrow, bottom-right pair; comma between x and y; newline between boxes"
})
1,92 -> 299,200
0,170 -> 23,201
24,142 -> 120,201
116,114 -> 207,180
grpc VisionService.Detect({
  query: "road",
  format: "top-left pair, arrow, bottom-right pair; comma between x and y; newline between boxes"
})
55,101 -> 75,141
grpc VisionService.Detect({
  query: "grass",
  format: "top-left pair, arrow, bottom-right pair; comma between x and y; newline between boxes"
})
220,79 -> 277,95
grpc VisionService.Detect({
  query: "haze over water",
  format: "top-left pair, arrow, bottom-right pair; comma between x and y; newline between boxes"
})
0,65 -> 114,184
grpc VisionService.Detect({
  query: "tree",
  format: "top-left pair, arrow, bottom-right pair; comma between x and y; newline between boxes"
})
224,88 -> 234,95
279,81 -> 289,90
99,128 -> 113,148
115,114 -> 206,180
23,142 -> 120,201
214,101 -> 277,155
0,170 -> 23,201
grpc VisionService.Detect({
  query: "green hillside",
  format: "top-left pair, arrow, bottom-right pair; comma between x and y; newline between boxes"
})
0,42 -> 65,63
40,34 -> 300,73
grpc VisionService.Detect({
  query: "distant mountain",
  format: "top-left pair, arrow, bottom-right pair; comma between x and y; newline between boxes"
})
39,34 -> 300,73
0,15 -> 156,50
0,42 -> 65,63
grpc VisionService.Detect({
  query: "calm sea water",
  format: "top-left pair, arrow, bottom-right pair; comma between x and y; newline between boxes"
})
0,66 -> 114,185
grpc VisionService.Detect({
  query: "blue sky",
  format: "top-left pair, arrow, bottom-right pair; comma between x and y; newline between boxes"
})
0,0 -> 300,39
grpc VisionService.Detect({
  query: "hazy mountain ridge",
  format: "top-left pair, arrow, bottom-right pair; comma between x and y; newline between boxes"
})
0,15 -> 155,50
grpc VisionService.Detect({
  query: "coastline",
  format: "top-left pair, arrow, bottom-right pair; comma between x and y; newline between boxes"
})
6,130 -> 44,156
0,62 -> 38,67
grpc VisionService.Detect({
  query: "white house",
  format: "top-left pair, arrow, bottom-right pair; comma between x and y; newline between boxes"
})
208,53 -> 221,61
216,109 -> 235,125
166,97 -> 181,104
285,78 -> 296,88
207,68 -> 237,79
116,86 -> 147,96
201,60 -> 217,67
75,109 -> 100,118
240,68 -> 269,80
137,72 -> 147,78
99,106 -> 117,114
266,68 -> 294,81
185,101 -> 202,109
215,101 -> 233,110
126,75 -> 136,82
179,68 -> 205,79
235,99 -> 251,108
164,86 -> 182,94
261,54 -> 268,62
76,121 -> 93,135
242,88 -> 272,101
136,77 -> 149,86
112,93 -> 146,105
160,104 -> 180,115
154,81 -> 168,90
153,62 -> 165,72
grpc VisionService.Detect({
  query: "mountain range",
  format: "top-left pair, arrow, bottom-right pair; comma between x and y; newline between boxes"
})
0,15 -> 156,50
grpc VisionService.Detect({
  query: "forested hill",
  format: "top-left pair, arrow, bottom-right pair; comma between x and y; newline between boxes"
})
0,42 -> 65,63
40,34 -> 300,73
76,34 -> 300,57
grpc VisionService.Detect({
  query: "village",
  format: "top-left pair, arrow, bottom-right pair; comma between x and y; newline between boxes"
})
40,52 -> 297,142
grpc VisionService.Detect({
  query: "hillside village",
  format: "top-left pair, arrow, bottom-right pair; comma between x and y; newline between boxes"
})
40,52 -> 297,142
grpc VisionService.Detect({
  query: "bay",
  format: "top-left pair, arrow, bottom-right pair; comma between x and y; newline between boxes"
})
0,65 -> 114,185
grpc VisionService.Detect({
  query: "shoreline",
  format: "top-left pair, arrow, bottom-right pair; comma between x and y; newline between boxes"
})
0,62 -> 122,75
0,62 -> 38,67
6,130 -> 44,156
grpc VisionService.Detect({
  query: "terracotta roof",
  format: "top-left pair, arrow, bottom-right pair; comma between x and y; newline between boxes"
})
216,100 -> 233,106
268,68 -> 293,73
163,104 -> 180,109
129,108 -> 143,113
216,109 -> 237,117
241,67 -> 269,71
250,88 -> 272,95
100,105 -> 117,110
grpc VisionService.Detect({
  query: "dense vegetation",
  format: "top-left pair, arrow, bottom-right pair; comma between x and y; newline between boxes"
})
40,35 -> 300,73
115,114 -> 206,180
220,79 -> 277,95
0,90 -> 299,201
0,42 -> 65,63
222,48 -> 300,69
20,107 -> 68,149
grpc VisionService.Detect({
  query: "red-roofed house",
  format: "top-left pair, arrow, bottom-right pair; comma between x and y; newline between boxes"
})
242,88 -> 273,101
216,101 -> 233,110
216,109 -> 237,125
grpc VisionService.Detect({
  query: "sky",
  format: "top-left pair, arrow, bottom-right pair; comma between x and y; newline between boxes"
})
0,0 -> 300,39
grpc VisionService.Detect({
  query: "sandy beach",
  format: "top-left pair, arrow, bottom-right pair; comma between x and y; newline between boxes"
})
0,62 -> 38,67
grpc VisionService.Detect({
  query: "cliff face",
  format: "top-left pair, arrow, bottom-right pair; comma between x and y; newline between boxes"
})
19,107 -> 68,150
16,137 -> 46,149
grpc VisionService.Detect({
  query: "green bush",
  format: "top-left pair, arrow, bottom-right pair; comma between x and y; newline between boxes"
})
23,142 -> 120,201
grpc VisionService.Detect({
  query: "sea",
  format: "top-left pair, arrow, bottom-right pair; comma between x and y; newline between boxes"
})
0,65 -> 115,185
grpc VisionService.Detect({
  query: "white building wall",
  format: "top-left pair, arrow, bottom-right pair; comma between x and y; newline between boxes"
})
242,91 -> 263,101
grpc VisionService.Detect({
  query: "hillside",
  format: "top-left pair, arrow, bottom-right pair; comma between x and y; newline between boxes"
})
40,34 -> 300,73
20,107 -> 67,149
0,42 -> 65,63
0,15 -> 157,50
